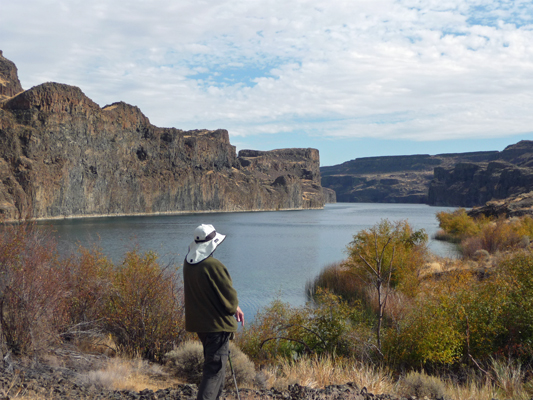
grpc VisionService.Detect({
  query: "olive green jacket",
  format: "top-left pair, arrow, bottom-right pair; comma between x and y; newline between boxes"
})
183,256 -> 239,333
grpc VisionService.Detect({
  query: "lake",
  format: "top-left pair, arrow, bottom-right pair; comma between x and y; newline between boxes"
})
42,203 -> 458,321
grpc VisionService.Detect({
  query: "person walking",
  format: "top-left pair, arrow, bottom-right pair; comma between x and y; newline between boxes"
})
183,224 -> 245,400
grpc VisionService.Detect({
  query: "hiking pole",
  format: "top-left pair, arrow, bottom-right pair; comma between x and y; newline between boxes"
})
228,350 -> 241,400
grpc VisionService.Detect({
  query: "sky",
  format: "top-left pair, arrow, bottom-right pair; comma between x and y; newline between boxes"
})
1,0 -> 533,166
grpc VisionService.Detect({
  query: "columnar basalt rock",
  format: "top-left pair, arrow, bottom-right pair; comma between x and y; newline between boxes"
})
0,52 -> 326,221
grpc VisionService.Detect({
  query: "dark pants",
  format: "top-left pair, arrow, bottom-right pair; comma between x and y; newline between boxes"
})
196,332 -> 231,400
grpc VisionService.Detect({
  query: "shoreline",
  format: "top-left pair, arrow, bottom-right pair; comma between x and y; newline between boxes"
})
6,206 -> 326,224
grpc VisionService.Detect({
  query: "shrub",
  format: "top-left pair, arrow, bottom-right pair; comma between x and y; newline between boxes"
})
102,249 -> 187,361
489,357 -> 529,400
306,262 -> 365,304
400,370 -> 446,399
238,290 -> 371,364
0,222 -> 69,355
496,251 -> 533,359
165,340 -> 256,388
0,223 -> 190,361
165,340 -> 204,384
461,218 -> 524,258
436,209 -> 483,242
63,245 -> 114,330
346,219 -> 428,296
345,219 -> 428,352
384,267 -> 510,368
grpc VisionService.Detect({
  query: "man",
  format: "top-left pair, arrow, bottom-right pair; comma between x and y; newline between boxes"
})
183,224 -> 245,400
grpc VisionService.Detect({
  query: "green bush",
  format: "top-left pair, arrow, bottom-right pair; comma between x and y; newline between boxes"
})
165,340 -> 204,384
496,251 -> 533,359
384,268 -> 510,368
400,370 -> 446,399
237,290 -> 371,364
165,340 -> 256,388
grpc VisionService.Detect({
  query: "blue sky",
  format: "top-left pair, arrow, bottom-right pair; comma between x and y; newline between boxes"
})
1,0 -> 532,166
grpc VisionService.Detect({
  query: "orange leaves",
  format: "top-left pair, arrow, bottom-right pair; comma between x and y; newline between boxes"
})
0,222 -> 188,361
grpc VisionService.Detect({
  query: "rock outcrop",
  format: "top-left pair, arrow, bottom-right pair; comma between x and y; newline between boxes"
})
428,141 -> 533,207
468,191 -> 533,218
0,50 -> 24,101
0,52 -> 326,221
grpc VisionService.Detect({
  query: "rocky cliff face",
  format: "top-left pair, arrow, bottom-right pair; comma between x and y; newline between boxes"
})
321,141 -> 533,207
320,152 -> 497,204
0,51 -> 24,101
428,141 -> 533,207
0,52 -> 325,220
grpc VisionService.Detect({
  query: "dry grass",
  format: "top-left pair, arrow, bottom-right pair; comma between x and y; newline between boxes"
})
445,378 -> 501,400
261,356 -> 397,394
79,356 -> 179,392
7,354 -> 533,400
256,356 -> 533,400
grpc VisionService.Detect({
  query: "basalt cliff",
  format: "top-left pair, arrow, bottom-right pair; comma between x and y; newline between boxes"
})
320,151 -> 498,204
428,140 -> 533,207
0,51 -> 329,221
321,141 -> 533,209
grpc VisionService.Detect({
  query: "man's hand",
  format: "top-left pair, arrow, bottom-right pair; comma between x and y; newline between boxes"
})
235,306 -> 245,327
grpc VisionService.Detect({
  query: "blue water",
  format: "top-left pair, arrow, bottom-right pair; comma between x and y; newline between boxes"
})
42,203 -> 458,322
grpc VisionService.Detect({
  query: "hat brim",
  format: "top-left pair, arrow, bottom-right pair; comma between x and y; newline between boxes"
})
186,232 -> 226,264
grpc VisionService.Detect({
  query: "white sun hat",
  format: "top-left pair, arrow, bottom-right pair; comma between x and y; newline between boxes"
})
186,224 -> 226,264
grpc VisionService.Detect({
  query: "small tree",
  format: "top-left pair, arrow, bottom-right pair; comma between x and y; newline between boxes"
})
346,219 -> 427,353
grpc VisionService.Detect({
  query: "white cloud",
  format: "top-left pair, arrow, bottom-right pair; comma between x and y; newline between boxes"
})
1,0 -> 533,158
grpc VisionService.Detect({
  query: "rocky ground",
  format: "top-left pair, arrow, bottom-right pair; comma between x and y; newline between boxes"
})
468,190 -> 533,218
0,349 -> 414,400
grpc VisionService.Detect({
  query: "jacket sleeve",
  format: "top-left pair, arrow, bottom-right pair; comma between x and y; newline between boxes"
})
207,261 -> 239,315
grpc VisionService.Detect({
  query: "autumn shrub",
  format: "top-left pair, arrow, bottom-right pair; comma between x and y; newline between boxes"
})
306,262 -> 378,330
346,219 -> 428,296
102,249 -> 188,361
436,208 -> 484,242
306,262 -> 365,304
0,222 -> 69,355
461,218 -> 525,258
63,245 -> 114,330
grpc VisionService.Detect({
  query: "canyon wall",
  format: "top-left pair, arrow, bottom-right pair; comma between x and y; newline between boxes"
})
321,140 -> 533,208
428,141 -> 533,207
0,52 -> 326,220
320,151 -> 498,204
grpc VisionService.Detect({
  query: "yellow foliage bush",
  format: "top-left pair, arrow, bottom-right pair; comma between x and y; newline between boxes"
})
346,219 -> 428,297
102,250 -> 188,361
436,208 -> 485,242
